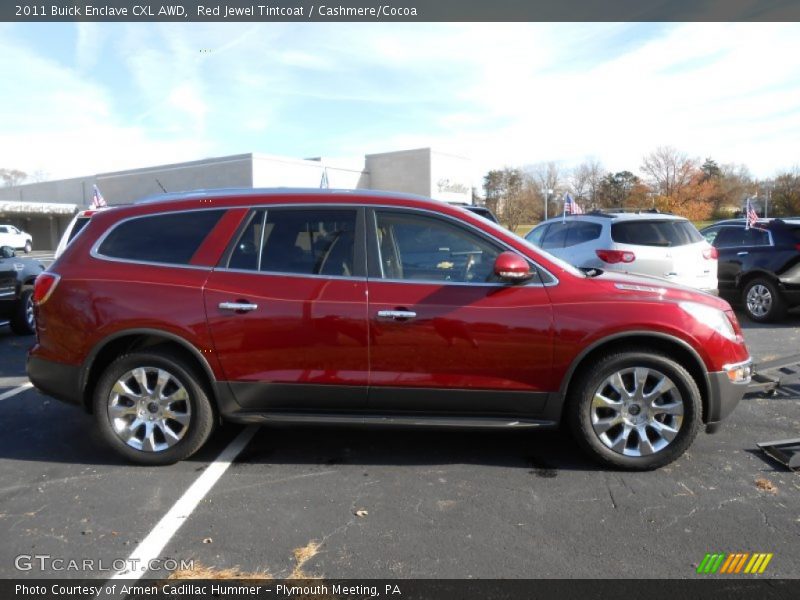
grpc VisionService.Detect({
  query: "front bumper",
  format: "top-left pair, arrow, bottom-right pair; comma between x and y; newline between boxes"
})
27,355 -> 83,407
705,366 -> 751,431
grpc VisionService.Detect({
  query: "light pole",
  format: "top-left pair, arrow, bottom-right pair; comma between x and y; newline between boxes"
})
542,188 -> 553,221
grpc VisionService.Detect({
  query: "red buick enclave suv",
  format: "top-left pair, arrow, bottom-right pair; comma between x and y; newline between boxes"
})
28,190 -> 752,469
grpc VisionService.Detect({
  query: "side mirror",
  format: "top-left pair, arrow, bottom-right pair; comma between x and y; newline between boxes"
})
494,251 -> 533,282
0,245 -> 15,259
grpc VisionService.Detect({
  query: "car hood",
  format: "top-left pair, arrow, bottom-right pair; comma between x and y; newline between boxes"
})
591,270 -> 731,311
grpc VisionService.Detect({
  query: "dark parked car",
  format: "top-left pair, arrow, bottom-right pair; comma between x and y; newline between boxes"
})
29,190 -> 752,470
0,245 -> 45,334
462,205 -> 499,223
700,218 -> 800,322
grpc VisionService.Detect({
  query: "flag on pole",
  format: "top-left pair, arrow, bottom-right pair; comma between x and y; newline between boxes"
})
562,193 -> 583,220
745,198 -> 758,229
320,168 -> 329,189
91,184 -> 107,209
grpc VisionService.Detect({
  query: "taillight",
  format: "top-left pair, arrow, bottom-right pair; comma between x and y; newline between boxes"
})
34,273 -> 60,305
703,246 -> 719,260
596,249 -> 635,264
795,243 -> 800,252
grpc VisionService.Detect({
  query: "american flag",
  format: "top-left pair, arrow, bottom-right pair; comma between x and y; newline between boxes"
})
91,184 -> 107,209
746,198 -> 758,229
563,192 -> 584,216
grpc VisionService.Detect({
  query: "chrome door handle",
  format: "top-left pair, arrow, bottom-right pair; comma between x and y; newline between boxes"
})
377,310 -> 417,320
737,251 -> 749,256
219,302 -> 258,312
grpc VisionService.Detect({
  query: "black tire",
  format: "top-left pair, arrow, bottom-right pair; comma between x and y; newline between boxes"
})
93,348 -> 215,465
741,277 -> 786,323
24,241 -> 32,254
10,286 -> 35,335
566,349 -> 702,471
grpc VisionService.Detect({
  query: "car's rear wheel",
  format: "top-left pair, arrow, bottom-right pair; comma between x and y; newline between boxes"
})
10,286 -> 35,335
93,349 -> 215,465
742,277 -> 785,323
24,241 -> 32,254
567,350 -> 702,470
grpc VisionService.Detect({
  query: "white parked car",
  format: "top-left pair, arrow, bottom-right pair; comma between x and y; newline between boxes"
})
524,212 -> 718,293
0,224 -> 32,253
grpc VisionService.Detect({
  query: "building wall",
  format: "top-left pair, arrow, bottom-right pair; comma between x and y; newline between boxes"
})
2,147 -> 472,249
96,154 -> 254,204
5,176 -> 94,206
365,148 -> 433,198
365,148 -> 472,203
429,150 -> 472,204
251,154 -> 367,190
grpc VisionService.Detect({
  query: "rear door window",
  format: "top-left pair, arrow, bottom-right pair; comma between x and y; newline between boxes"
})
97,210 -> 225,264
540,221 -> 571,250
228,208 -> 358,277
742,228 -> 770,247
712,227 -> 745,248
525,224 -> 547,247
565,222 -> 602,247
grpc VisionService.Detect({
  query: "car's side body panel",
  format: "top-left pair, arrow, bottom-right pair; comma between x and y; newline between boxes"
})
29,191 -> 751,443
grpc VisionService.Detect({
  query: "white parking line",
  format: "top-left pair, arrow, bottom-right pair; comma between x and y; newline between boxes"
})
109,425 -> 258,580
0,382 -> 33,402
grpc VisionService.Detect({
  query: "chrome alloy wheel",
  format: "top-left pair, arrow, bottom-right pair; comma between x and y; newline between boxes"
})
590,367 -> 684,457
746,284 -> 772,318
25,294 -> 34,330
107,367 -> 191,452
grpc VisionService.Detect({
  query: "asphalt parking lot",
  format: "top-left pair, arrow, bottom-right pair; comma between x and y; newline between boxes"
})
0,311 -> 798,580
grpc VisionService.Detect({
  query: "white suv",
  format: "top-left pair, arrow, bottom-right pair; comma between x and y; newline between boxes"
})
0,224 -> 33,253
525,212 -> 718,293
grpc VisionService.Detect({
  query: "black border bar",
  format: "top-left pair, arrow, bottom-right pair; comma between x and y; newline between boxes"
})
4,579 -> 799,600
5,0 -> 800,22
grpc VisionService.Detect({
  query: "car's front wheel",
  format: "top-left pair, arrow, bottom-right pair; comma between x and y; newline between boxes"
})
24,241 -> 32,254
567,349 -> 702,470
742,277 -> 786,323
93,349 -> 215,465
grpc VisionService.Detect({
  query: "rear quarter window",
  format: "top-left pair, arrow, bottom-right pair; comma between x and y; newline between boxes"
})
97,210 -> 225,265
611,220 -> 703,247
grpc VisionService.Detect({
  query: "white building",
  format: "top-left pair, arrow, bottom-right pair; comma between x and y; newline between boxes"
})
0,148 -> 471,250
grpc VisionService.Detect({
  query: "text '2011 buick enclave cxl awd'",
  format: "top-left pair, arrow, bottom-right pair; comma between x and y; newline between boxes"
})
27,190 -> 752,470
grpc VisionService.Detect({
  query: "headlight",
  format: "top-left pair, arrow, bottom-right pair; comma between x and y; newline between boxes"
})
679,301 -> 737,341
722,360 -> 752,383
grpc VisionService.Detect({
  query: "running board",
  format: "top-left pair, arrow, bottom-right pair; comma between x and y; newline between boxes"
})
225,412 -> 557,429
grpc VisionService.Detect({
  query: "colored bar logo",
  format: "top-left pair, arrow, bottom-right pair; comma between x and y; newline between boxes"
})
697,553 -> 773,574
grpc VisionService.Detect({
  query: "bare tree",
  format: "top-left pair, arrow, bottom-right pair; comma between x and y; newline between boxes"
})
483,167 -> 537,232
525,162 -> 562,219
0,168 -> 27,187
566,160 -> 606,209
640,146 -> 697,198
569,164 -> 591,201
